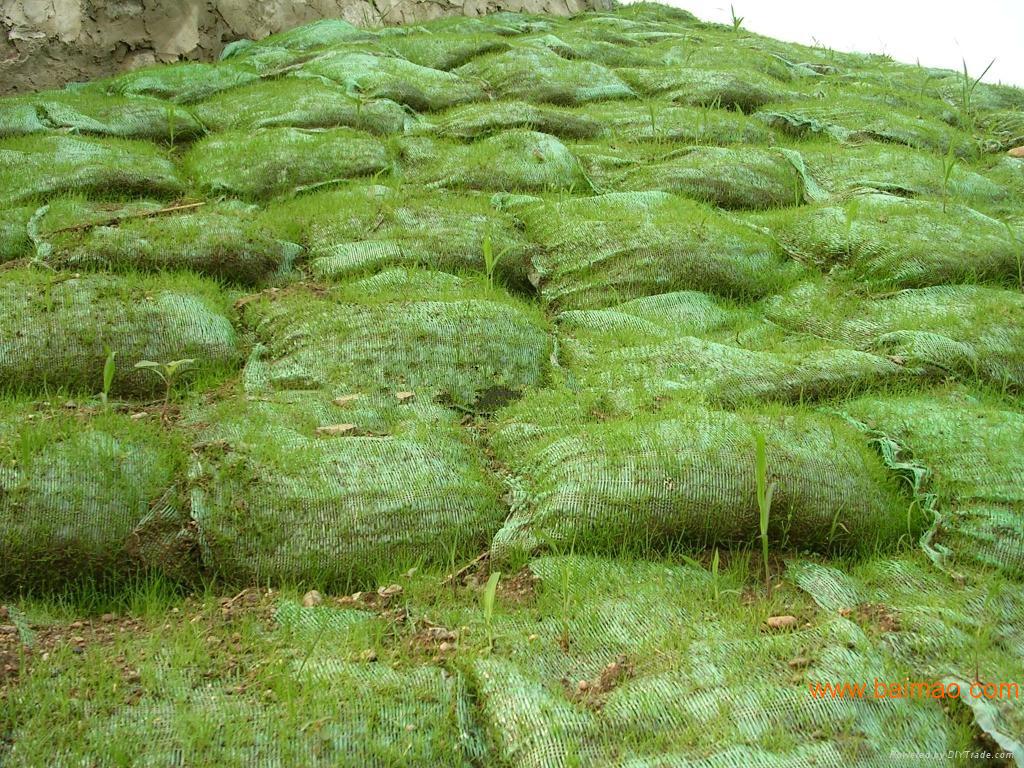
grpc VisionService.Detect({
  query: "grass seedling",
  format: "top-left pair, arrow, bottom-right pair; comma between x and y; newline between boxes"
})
134,358 -> 194,420
482,570 -> 500,653
711,548 -> 721,604
958,57 -> 995,135
940,143 -> 957,213
99,347 -> 116,407
730,5 -> 744,33
482,226 -> 510,289
754,429 -> 775,589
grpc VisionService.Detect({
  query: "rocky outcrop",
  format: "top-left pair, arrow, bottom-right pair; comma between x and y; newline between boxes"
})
0,0 -> 612,94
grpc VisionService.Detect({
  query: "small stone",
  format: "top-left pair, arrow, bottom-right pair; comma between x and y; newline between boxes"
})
315,423 -> 356,437
396,391 -> 415,403
70,635 -> 85,644
302,590 -> 323,608
360,649 -> 378,662
130,412 -> 148,421
101,613 -> 116,623
332,394 -> 360,407
577,679 -> 589,692
64,400 -> 77,409
838,607 -> 852,617
377,584 -> 403,599
439,641 -> 453,653
765,615 -> 798,630
125,670 -> 141,684
1008,146 -> 1024,158
69,621 -> 84,629
405,723 -> 416,732
528,633 -> 538,642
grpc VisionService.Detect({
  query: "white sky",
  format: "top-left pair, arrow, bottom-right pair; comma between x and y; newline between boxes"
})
628,0 -> 1024,87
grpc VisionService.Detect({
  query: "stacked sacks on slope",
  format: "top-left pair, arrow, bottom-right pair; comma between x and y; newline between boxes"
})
0,269 -> 239,397
183,127 -> 390,199
0,90 -> 203,141
768,193 -> 1024,287
303,185 -> 536,287
842,389 -> 1024,579
186,391 -> 503,587
513,191 -> 796,310
0,403 -> 188,591
454,47 -> 635,105
765,281 -> 1024,390
401,131 -> 587,191
0,134 -> 182,205
24,199 -> 299,285
240,269 -> 550,410
556,293 -> 918,406
193,78 -> 409,134
489,391 -> 916,559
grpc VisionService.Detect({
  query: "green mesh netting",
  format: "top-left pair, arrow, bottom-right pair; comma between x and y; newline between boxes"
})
187,392 -> 502,586
490,395 -> 915,558
798,143 -> 1010,211
570,99 -> 776,144
104,61 -> 262,103
790,556 -> 1024,755
192,77 -> 409,134
769,192 -> 1023,287
422,100 -> 603,140
298,51 -> 486,111
0,404 -> 186,591
765,281 -> 1024,389
842,390 -> 1024,578
0,89 -> 203,141
617,66 -> 792,111
183,127 -> 390,199
515,190 -> 793,309
467,555 -> 961,767
240,268 -> 550,408
384,32 -> 511,70
557,304 -> 916,406
613,145 -> 807,208
302,185 -> 535,286
27,199 -> 298,284
0,269 -> 239,397
454,47 -> 635,105
402,131 -> 587,191
757,91 -> 972,154
0,134 -> 183,205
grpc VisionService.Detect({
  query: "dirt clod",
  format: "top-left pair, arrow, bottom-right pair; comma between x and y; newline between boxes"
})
765,615 -> 799,631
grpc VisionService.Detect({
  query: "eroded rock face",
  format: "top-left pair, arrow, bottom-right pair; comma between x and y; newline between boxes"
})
0,0 -> 611,94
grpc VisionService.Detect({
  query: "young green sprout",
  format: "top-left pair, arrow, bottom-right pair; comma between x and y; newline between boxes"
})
481,570 -> 501,653
100,348 -> 116,407
754,429 -> 775,589
730,5 -> 744,33
482,226 -> 510,289
134,358 -> 195,420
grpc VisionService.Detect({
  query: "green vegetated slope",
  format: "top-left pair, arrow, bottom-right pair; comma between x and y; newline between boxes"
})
1,3 -> 1023,764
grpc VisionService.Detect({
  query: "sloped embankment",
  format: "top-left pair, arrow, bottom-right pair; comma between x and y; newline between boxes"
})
1,3 -> 1023,764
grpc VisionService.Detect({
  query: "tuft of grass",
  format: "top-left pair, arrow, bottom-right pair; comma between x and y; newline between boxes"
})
729,4 -> 744,33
